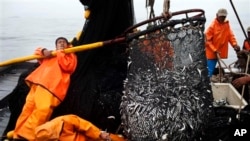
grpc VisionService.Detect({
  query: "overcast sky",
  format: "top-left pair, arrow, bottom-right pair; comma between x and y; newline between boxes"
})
0,0 -> 249,63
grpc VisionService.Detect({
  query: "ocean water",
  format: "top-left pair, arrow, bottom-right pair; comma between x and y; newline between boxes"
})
0,0 -> 84,62
0,0 -> 250,65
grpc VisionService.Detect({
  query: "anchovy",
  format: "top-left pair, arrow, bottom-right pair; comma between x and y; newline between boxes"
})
120,19 -> 213,141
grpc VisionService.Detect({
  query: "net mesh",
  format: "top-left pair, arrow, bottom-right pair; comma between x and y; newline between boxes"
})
120,13 -> 214,141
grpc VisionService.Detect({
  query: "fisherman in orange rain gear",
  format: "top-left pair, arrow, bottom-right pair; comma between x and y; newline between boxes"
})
205,8 -> 240,77
242,26 -> 250,52
34,114 -> 126,141
12,37 -> 77,140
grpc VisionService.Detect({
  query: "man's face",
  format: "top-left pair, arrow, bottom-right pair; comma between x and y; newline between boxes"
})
216,15 -> 226,23
56,39 -> 68,50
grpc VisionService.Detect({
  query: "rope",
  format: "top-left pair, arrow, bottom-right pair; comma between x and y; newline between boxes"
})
216,53 -> 223,82
162,0 -> 171,19
163,0 -> 170,14
146,0 -> 155,28
146,0 -> 155,19
216,53 -> 249,76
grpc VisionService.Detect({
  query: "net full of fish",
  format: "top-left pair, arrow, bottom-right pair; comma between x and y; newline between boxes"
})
120,17 -> 214,141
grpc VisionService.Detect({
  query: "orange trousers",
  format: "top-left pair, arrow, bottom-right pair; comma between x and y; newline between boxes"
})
13,84 -> 61,140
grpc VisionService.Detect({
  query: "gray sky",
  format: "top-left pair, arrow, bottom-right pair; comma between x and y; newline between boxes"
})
0,0 -> 249,64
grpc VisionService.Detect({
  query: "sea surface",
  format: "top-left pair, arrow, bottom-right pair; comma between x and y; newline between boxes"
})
0,0 -> 249,65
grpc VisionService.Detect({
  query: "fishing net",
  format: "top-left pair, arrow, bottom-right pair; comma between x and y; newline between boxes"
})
120,9 -> 214,141
203,105 -> 250,141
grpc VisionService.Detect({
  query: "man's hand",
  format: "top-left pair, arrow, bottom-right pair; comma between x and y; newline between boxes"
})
100,131 -> 111,141
232,76 -> 250,88
34,48 -> 43,56
42,48 -> 52,58
233,45 -> 240,52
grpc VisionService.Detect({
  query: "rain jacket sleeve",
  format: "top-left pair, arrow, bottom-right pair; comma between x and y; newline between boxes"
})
56,50 -> 77,74
62,115 -> 101,140
228,26 -> 238,47
205,24 -> 217,53
34,47 -> 45,64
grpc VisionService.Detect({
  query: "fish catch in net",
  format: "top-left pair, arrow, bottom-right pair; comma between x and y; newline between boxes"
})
120,9 -> 214,141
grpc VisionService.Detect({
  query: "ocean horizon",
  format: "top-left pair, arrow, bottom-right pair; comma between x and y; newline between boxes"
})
1,0 -> 249,65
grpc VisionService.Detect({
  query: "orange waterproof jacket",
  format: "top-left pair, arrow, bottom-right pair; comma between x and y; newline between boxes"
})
243,39 -> 250,51
205,18 -> 238,59
25,48 -> 77,101
35,114 -> 126,141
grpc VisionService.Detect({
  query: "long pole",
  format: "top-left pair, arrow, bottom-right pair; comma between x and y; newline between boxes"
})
237,54 -> 250,119
229,0 -> 249,120
0,37 -> 125,67
229,0 -> 247,39
216,53 -> 222,82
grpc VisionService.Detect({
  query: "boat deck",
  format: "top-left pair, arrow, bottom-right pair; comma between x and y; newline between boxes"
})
0,62 -> 35,136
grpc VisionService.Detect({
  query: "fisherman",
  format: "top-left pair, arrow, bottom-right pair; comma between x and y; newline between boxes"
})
10,37 -> 77,140
231,26 -> 250,103
232,74 -> 250,93
35,114 -> 126,141
232,50 -> 250,103
242,26 -> 250,52
205,8 -> 240,77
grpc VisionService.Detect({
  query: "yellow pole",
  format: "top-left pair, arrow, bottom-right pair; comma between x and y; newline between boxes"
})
0,42 -> 104,67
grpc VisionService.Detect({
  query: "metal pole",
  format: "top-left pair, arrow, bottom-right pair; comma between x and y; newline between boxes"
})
237,54 -> 250,119
229,0 -> 248,39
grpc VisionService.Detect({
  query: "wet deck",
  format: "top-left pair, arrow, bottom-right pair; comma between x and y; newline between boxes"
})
0,62 -> 35,136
